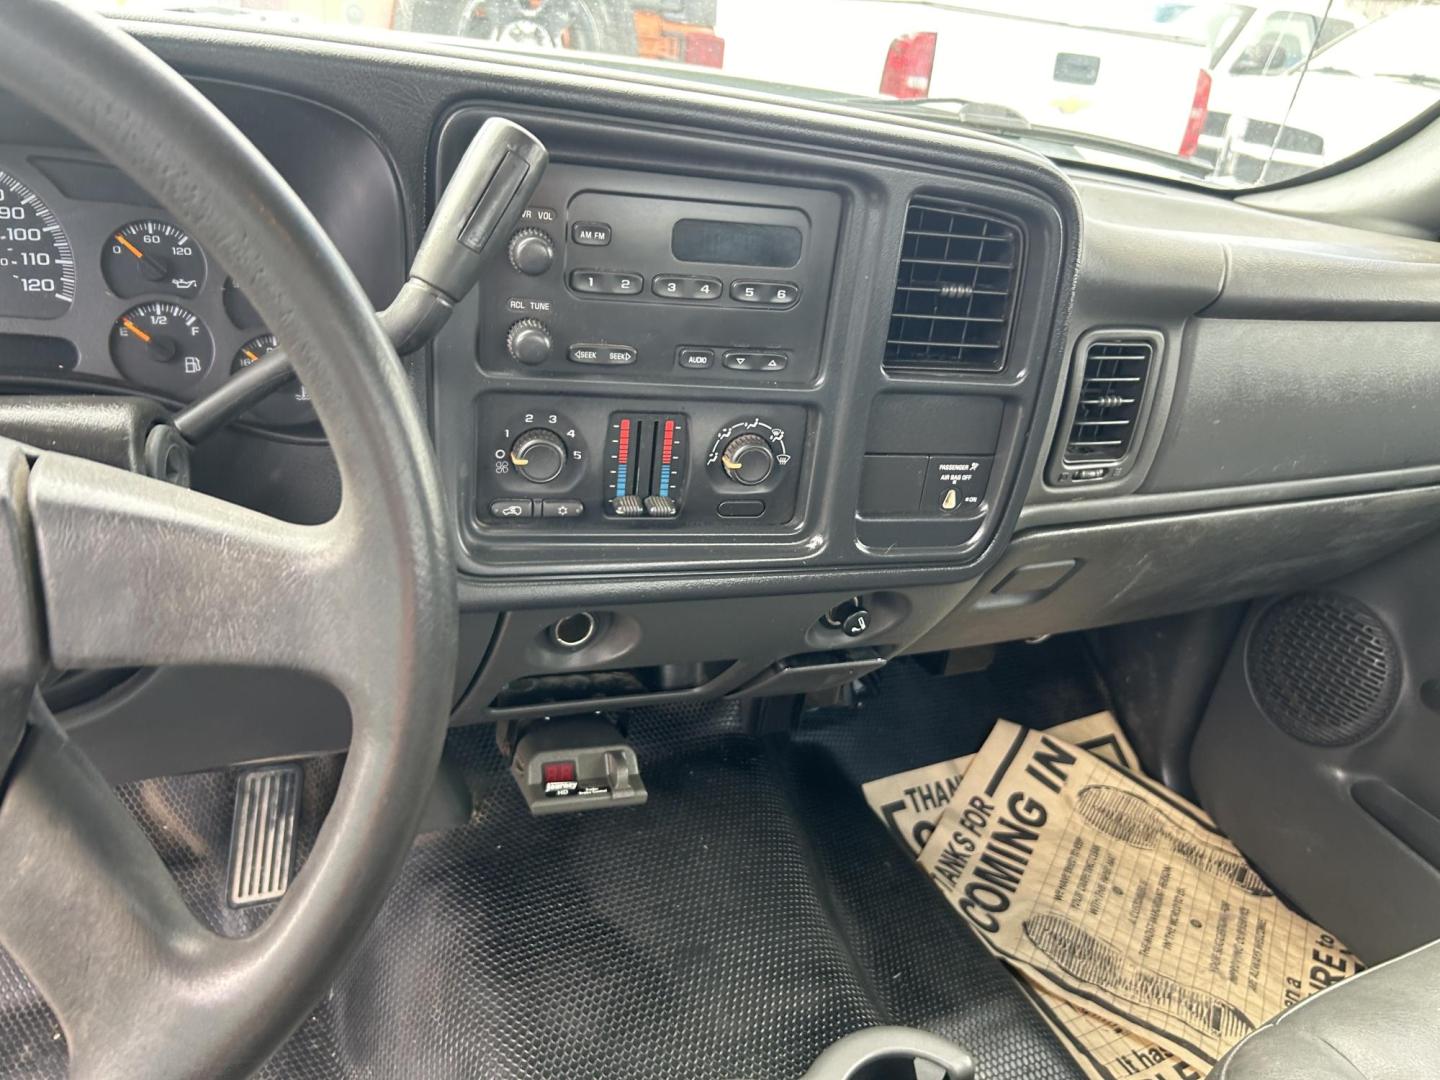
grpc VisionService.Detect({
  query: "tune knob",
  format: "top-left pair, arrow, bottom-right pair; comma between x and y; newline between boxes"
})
720,433 -> 776,486
506,319 -> 552,366
510,428 -> 568,484
508,228 -> 555,276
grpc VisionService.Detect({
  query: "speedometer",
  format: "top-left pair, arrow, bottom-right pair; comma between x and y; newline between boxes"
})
0,171 -> 75,319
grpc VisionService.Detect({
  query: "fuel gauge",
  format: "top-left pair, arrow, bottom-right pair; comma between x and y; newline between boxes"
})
102,220 -> 206,299
110,301 -> 214,399
233,333 -> 315,428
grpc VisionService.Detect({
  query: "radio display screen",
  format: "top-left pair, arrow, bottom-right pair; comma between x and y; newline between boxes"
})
671,219 -> 802,268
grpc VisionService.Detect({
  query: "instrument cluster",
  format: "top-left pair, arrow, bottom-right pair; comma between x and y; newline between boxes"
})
0,151 -> 315,431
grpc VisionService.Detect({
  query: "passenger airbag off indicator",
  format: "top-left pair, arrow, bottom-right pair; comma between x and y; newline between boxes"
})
923,455 -> 994,515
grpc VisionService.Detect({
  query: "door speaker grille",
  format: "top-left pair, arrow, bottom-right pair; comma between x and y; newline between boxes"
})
1247,592 -> 1400,747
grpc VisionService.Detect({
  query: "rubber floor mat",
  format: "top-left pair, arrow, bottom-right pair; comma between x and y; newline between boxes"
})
0,660 -> 1089,1080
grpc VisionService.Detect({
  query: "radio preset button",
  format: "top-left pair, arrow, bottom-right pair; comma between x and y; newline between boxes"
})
569,343 -> 637,366
571,221 -> 611,246
653,275 -> 722,301
677,347 -> 715,371
570,269 -> 644,296
730,280 -> 801,307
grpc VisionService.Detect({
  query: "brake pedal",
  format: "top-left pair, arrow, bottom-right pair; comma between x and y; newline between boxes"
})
507,716 -> 648,816
227,763 -> 302,907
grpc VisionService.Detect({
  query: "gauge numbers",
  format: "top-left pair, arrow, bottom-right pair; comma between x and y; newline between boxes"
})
0,171 -> 75,319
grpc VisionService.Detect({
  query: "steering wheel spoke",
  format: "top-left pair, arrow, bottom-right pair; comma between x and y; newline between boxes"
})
0,701 -> 221,1076
28,450 -> 359,689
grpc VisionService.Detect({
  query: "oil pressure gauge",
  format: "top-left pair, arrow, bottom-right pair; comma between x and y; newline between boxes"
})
110,301 -> 214,399
101,220 -> 206,299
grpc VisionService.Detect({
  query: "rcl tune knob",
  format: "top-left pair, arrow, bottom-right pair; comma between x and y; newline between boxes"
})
720,433 -> 776,487
510,428 -> 567,484
508,228 -> 555,276
507,319 -> 552,366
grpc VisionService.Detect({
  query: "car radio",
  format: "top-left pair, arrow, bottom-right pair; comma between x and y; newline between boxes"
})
473,164 -> 843,385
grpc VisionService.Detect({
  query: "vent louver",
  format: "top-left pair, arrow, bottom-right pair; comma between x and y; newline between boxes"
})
884,197 -> 1021,376
1062,335 -> 1157,471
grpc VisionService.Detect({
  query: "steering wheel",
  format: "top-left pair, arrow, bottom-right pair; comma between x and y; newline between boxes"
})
0,4 -> 457,1078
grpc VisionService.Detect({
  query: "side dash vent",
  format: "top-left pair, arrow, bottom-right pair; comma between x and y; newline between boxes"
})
884,196 -> 1022,376
1054,331 -> 1162,485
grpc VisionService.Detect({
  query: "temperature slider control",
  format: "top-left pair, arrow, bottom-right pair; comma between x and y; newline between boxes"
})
605,412 -> 688,519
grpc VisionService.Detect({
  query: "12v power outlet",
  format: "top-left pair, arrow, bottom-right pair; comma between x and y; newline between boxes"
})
552,611 -> 598,649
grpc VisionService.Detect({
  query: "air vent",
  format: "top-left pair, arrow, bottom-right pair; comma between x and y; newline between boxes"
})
1056,332 -> 1161,483
884,197 -> 1021,376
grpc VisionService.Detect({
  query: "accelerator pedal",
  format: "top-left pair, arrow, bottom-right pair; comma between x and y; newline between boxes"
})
508,716 -> 647,817
226,763 -> 302,907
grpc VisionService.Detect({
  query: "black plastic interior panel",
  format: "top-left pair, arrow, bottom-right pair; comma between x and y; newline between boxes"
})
907,486 -> 1440,654
60,613 -> 499,784
453,585 -> 967,726
1146,319 -> 1440,492
1193,532 -> 1440,963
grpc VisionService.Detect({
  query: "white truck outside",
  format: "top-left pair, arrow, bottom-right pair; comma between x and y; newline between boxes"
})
714,0 -> 1214,158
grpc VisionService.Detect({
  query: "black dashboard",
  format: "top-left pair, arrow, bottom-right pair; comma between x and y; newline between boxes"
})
14,17 -> 1440,780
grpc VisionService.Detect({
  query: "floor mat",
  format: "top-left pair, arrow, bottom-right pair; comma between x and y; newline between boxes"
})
0,658 -> 1093,1080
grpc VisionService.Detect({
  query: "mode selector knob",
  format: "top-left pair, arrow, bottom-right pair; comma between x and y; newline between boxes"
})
510,428 -> 567,484
508,228 -> 555,275
721,433 -> 776,487
507,319 -> 552,366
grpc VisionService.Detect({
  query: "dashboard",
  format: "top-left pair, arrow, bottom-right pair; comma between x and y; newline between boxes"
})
14,18 -> 1440,781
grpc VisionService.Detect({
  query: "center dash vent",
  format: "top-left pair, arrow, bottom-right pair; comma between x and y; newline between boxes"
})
884,196 -> 1021,376
1055,331 -> 1162,483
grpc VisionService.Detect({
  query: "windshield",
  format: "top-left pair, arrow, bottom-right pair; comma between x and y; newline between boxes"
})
1308,7 -> 1438,78
80,0 -> 1440,187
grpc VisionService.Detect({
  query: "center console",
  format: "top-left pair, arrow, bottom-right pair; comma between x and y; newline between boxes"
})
464,162 -> 836,533
428,106 -> 1073,583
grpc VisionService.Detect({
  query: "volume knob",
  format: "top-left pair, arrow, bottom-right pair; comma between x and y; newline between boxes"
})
720,433 -> 776,487
506,319 -> 552,366
508,228 -> 555,276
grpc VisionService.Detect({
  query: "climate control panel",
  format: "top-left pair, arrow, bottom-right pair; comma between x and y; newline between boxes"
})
475,395 -> 806,530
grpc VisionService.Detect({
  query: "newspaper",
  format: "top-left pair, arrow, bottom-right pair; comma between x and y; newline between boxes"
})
914,720 -> 1362,1072
862,713 -> 1140,857
867,713 -> 1193,1078
1025,983 -> 1203,1080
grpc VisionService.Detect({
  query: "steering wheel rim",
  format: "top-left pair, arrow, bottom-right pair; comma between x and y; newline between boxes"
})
0,3 -> 457,1078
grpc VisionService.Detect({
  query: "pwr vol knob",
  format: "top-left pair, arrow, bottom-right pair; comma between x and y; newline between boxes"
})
507,319 -> 552,366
